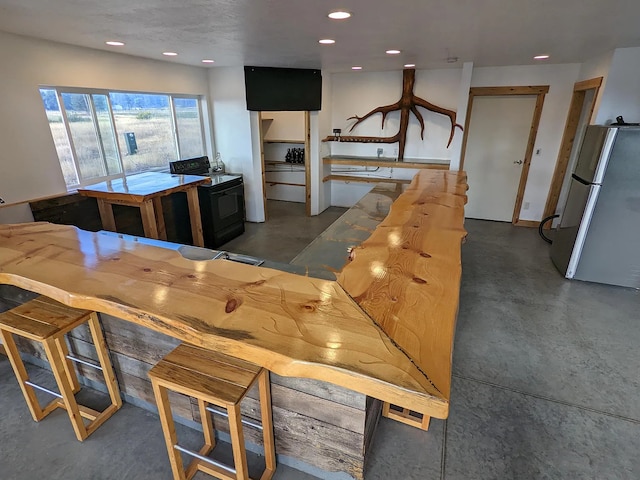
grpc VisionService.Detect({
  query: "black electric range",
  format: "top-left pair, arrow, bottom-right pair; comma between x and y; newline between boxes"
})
169,156 -> 245,248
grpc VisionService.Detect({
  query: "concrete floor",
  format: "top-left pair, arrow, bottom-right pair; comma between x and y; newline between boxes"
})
1,212 -> 639,479
220,200 -> 347,263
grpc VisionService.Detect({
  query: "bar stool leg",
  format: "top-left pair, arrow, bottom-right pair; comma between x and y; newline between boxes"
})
199,399 -> 216,451
184,399 -> 216,479
259,370 -> 276,480
0,329 -> 51,421
228,403 -> 249,480
87,312 -> 122,409
151,380 -> 187,480
56,335 -> 81,394
43,336 -> 89,441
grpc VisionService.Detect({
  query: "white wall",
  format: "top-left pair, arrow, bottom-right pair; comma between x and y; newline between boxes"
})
0,31 -> 210,222
208,67 -> 264,222
594,47 -> 640,125
470,63 -> 581,222
318,74 -> 333,212
578,50 -> 613,123
0,204 -> 35,224
325,67 -> 465,208
329,166 -> 424,207
262,111 -> 305,140
329,68 -> 463,160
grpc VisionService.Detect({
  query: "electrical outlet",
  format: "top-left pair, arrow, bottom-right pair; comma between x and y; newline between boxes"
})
523,202 -> 530,210
377,148 -> 383,158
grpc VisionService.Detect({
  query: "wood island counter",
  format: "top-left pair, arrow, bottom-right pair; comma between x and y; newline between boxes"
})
0,169 -> 467,479
78,171 -> 211,247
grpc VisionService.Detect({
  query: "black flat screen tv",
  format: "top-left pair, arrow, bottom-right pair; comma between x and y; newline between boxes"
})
244,66 -> 322,111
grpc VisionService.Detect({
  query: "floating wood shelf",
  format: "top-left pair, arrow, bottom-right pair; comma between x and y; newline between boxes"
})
323,175 -> 411,185
323,156 -> 449,170
267,181 -> 305,187
264,139 -> 305,144
264,160 -> 305,167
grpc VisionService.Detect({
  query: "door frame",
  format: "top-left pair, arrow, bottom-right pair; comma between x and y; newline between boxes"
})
460,85 -> 549,225
258,111 -> 312,220
304,111 -> 311,216
542,77 -> 603,225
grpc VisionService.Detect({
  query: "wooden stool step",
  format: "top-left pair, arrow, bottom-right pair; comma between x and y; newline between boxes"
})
382,402 -> 431,430
0,296 -> 122,441
149,343 -> 276,480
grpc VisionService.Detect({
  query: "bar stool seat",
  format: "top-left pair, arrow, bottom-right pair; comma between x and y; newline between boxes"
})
148,343 -> 276,480
0,296 -> 122,441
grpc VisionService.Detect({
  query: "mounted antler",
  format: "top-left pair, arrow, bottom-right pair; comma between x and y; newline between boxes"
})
323,69 -> 463,160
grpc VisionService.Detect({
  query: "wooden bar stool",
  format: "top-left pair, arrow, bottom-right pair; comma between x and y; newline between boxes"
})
148,343 -> 276,480
0,296 -> 122,441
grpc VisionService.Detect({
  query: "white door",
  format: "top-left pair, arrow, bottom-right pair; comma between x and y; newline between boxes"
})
463,95 -> 537,221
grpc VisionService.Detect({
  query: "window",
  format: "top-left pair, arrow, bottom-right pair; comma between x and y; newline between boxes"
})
40,88 -> 207,189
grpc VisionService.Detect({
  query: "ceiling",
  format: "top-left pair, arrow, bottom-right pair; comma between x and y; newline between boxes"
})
1,0 -> 640,72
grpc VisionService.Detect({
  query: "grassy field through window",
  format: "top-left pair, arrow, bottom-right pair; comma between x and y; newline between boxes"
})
46,107 -> 202,185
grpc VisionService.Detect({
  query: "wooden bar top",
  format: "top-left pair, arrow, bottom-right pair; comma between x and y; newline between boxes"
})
339,171 -> 468,403
323,155 -> 450,170
0,170 -> 467,419
77,172 -> 211,203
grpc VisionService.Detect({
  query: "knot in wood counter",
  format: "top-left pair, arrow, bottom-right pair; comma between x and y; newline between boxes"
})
0,170 -> 467,419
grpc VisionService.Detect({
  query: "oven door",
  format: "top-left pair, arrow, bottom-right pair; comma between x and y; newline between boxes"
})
211,183 -> 245,229
198,181 -> 246,248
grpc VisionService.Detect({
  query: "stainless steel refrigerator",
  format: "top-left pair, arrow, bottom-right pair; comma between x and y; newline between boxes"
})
551,125 -> 640,289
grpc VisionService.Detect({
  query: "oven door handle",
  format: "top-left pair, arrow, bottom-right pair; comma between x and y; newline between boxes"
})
214,184 -> 243,196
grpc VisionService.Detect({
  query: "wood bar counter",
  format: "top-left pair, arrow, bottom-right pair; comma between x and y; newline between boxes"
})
78,172 -> 210,247
0,170 -> 467,479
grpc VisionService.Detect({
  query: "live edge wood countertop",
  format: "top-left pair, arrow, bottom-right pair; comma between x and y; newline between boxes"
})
0,170 -> 467,419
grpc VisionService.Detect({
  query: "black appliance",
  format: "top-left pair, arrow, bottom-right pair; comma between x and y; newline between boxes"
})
169,157 -> 245,248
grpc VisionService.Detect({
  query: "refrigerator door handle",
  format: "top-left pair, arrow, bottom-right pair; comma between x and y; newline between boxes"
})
592,128 -> 618,184
571,174 -> 591,186
566,184 -> 601,278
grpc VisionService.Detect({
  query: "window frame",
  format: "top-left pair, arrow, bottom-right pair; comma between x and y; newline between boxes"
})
40,86 -> 208,190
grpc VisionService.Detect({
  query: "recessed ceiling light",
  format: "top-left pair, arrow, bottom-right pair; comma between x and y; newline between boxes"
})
319,39 -> 336,45
352,66 -> 362,70
328,11 -> 351,20
162,52 -> 178,56
386,49 -> 401,55
105,41 -> 125,46
404,63 -> 416,68
534,54 -> 550,60
202,59 -> 215,64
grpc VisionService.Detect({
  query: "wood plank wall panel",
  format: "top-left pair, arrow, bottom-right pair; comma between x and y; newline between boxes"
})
29,192 -> 193,245
0,286 -> 369,479
30,194 -> 103,232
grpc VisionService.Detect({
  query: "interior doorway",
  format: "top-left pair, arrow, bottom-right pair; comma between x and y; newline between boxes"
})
258,111 -> 311,220
460,86 -> 549,224
542,77 -> 603,226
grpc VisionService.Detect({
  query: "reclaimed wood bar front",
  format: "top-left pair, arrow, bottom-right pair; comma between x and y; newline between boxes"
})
0,169 -> 467,478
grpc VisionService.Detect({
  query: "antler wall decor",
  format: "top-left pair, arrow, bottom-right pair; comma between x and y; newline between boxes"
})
323,69 -> 463,161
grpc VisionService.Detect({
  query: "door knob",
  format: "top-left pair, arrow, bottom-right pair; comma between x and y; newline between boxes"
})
513,160 -> 523,165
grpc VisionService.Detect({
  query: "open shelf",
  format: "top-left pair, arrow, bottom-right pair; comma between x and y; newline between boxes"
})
264,160 -> 305,165
266,181 -> 305,187
264,139 -> 305,144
